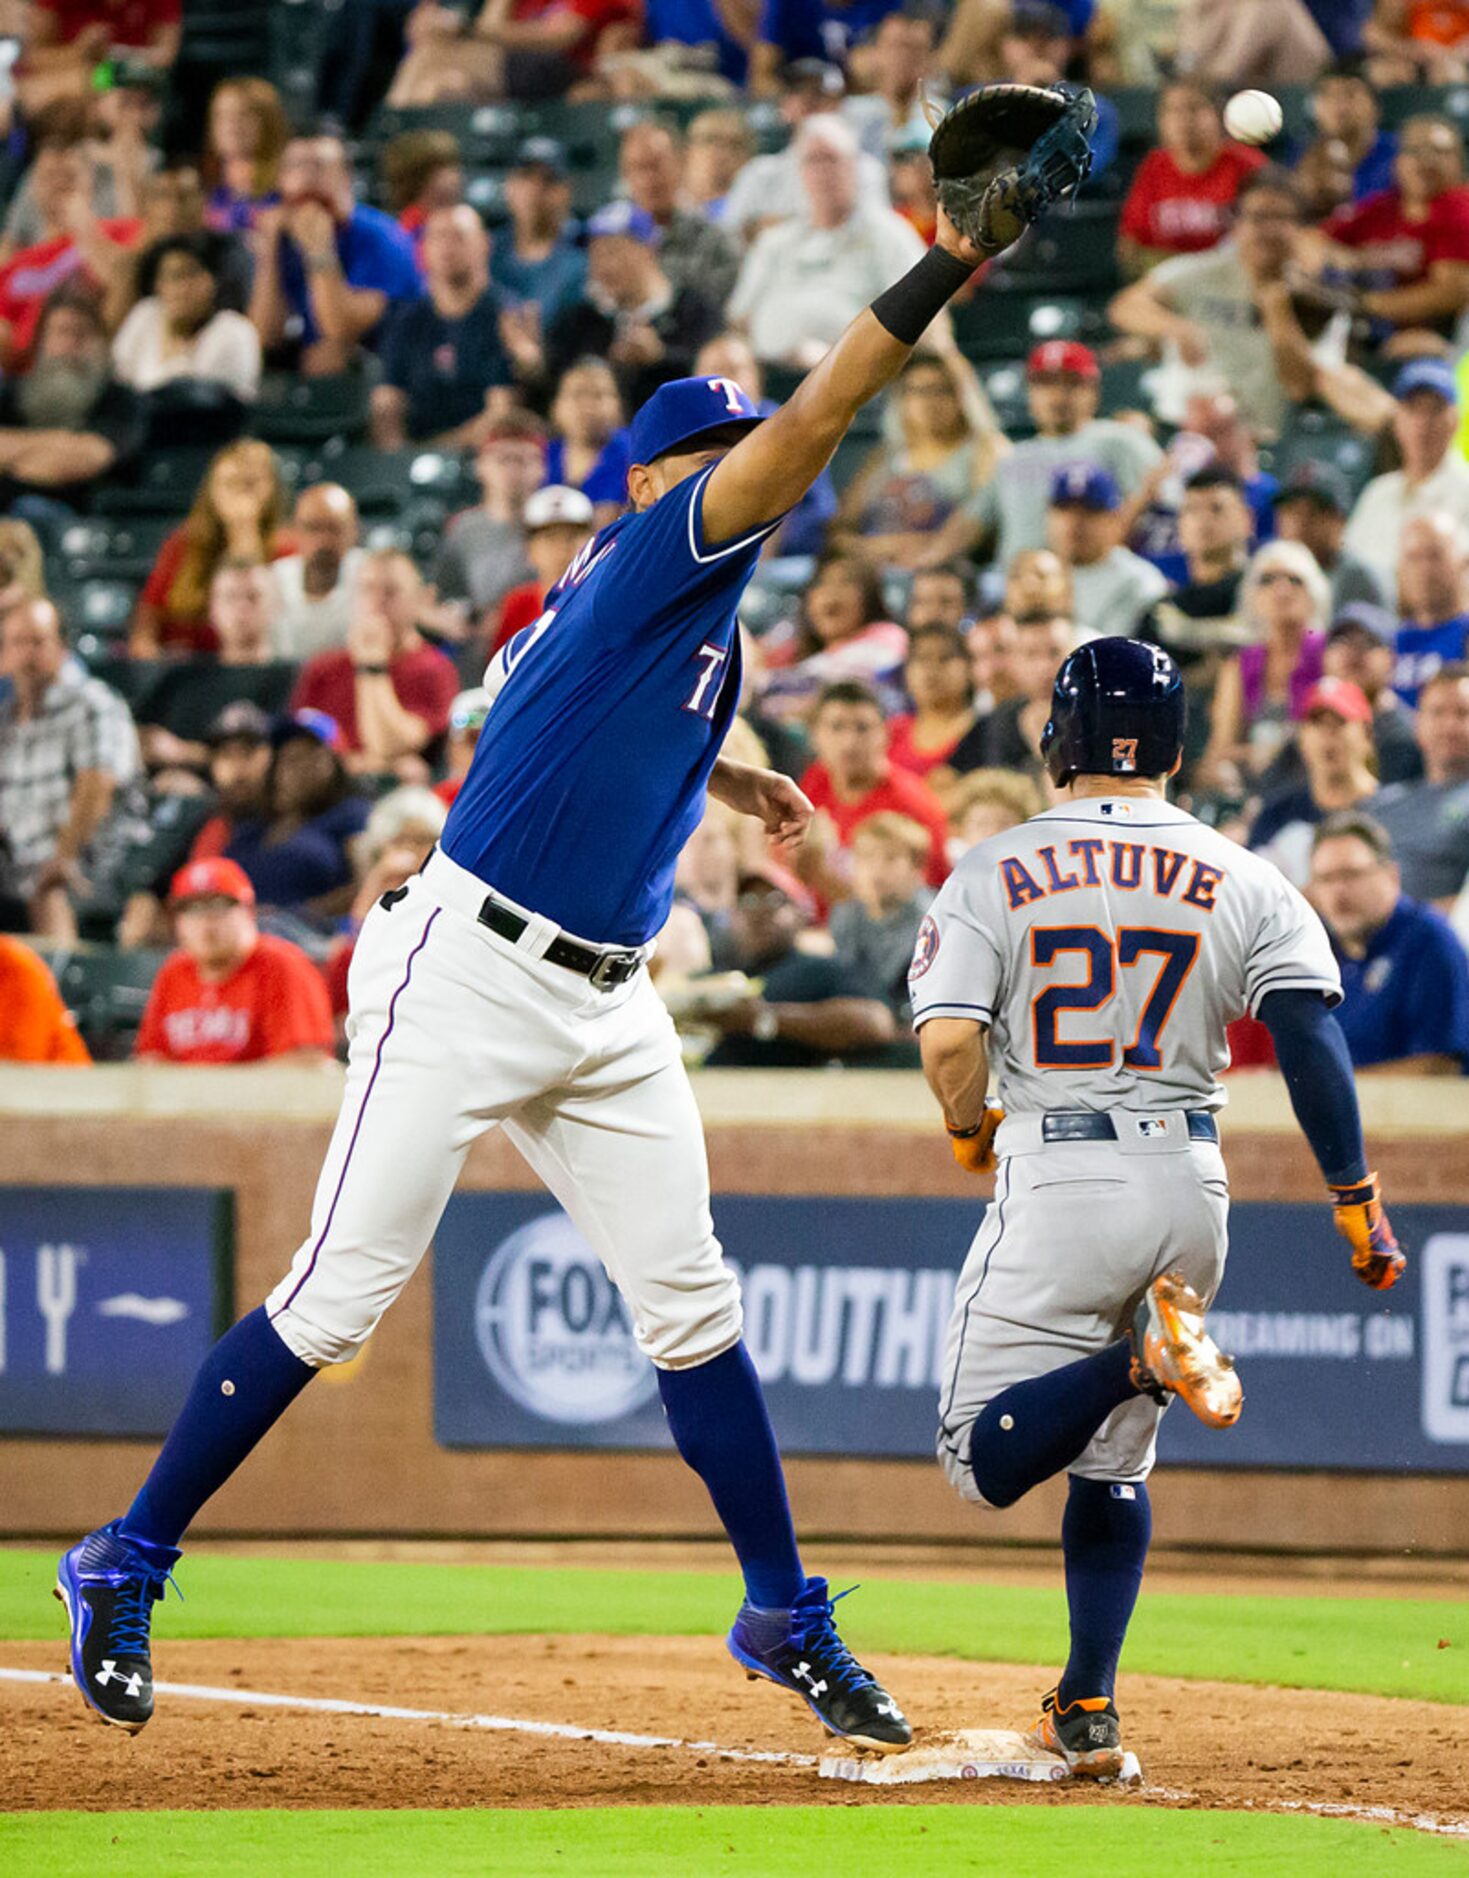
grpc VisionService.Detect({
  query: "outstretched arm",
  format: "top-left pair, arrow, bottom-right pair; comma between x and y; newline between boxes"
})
700,213 -> 985,547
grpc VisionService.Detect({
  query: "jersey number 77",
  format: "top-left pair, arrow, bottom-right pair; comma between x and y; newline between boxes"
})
1031,925 -> 1200,1071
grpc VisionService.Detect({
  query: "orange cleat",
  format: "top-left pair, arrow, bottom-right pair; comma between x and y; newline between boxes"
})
1129,1269 -> 1243,1429
1030,1688 -> 1124,1779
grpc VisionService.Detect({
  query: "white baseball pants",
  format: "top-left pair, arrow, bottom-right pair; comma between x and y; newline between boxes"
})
265,849 -> 742,1370
937,1113 -> 1230,1501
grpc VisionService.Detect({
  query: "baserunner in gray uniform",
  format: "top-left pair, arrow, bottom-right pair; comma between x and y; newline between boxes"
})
910,638 -> 1406,1777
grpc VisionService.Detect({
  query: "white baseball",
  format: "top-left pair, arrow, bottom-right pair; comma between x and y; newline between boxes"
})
1223,89 -> 1283,146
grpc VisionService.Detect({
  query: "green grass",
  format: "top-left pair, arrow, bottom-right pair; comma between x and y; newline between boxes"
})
0,1808 -> 1461,1877
2,1550 -> 1464,1704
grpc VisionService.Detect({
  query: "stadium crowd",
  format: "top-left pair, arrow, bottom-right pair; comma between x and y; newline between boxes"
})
1,0 -> 1468,1076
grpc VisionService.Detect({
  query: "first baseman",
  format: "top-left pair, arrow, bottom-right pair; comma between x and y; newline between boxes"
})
912,637 -> 1405,1776
54,81 -> 1102,1752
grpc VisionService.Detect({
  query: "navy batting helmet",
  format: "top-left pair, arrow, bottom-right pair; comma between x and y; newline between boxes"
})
1040,638 -> 1185,787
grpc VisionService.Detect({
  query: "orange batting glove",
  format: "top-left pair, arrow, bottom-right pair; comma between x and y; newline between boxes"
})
948,1105 -> 1004,1176
1329,1172 -> 1406,1291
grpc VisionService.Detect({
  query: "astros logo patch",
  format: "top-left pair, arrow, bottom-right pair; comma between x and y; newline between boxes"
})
910,915 -> 940,980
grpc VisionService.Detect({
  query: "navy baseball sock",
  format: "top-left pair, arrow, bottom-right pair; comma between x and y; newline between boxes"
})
657,1341 -> 805,1611
967,1340 -> 1139,1508
1057,1475 -> 1152,1705
121,1307 -> 315,1552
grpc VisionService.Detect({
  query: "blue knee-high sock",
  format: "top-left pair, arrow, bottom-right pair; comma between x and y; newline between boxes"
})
1058,1475 -> 1152,1704
657,1342 -> 805,1610
121,1307 -> 315,1553
968,1340 -> 1139,1509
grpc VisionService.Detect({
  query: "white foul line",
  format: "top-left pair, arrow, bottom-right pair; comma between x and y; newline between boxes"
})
0,1666 -> 816,1767
5,1665 -> 1467,1840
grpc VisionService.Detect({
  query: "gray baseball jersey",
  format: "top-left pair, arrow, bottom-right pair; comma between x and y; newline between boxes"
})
911,796 -> 1343,1499
909,797 -> 1341,1111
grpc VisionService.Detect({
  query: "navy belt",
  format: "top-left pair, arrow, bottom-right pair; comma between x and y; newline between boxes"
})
476,897 -> 642,990
1040,1111 -> 1218,1145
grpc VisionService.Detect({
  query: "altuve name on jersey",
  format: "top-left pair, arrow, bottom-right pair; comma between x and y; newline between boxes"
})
999,839 -> 1227,915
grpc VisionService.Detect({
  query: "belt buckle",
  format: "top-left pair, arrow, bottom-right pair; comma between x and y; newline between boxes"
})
588,950 -> 634,992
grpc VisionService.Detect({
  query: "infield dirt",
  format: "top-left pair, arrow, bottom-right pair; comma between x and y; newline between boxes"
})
4,1634 -> 1467,1826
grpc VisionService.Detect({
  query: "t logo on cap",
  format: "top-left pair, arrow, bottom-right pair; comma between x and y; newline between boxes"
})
628,374 -> 764,468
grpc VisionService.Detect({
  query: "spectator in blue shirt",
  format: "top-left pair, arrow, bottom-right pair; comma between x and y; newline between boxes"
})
248,136 -> 422,377
545,359 -> 631,523
371,205 -> 513,452
753,0 -> 902,91
647,0 -> 751,86
489,139 -> 586,329
1309,59 -> 1396,201
1309,809 -> 1469,1074
1394,512 -> 1469,706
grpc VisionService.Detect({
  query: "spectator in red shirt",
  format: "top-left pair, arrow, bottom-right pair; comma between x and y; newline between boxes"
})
491,482 -> 594,655
131,438 -> 288,656
1120,79 -> 1267,278
0,133 -> 140,370
291,548 -> 458,778
796,680 -> 951,913
135,856 -> 333,1065
1312,113 -> 1469,336
886,624 -> 980,782
18,0 -> 181,116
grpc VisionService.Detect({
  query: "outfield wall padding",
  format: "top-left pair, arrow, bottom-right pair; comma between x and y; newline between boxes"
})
1,1066 -> 1466,1553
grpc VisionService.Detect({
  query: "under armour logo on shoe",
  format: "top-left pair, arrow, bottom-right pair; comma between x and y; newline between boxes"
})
95,1660 -> 143,1697
875,1699 -> 903,1720
792,1662 -> 829,1698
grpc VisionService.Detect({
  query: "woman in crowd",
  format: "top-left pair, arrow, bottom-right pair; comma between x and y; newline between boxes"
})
833,350 -> 1006,570
758,552 -> 909,721
131,440 -> 288,657
112,233 -> 262,404
225,711 -> 372,922
886,623 -> 980,781
202,78 -> 289,235
1197,538 -> 1331,797
544,358 -> 631,525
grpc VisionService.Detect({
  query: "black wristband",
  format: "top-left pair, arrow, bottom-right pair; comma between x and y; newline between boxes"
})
354,663 -> 390,676
871,245 -> 976,346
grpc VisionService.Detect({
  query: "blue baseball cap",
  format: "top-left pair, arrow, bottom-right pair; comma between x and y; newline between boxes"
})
1393,358 -> 1458,404
629,375 -> 763,466
1049,461 -> 1121,511
586,200 -> 661,246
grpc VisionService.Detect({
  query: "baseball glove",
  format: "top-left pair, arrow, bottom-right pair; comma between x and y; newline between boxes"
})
929,82 -> 1098,257
1329,1172 -> 1407,1291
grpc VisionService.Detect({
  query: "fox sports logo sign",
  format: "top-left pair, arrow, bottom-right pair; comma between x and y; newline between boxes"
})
473,1213 -> 658,1424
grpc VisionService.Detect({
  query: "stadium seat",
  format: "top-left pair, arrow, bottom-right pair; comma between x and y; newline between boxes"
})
94,449 -> 215,518
56,947 -> 169,1061
954,292 -> 1102,363
299,443 -> 416,517
1269,410 -> 1380,497
252,372 -> 374,446
58,518 -> 175,585
988,201 -> 1121,296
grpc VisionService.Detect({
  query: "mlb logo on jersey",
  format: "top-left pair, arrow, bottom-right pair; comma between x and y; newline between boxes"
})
1135,1117 -> 1169,1138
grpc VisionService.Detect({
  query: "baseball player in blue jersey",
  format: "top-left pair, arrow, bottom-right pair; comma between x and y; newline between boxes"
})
912,639 -> 1406,1776
54,91 -> 1102,1750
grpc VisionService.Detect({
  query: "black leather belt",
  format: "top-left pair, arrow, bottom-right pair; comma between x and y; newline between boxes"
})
1041,1111 -> 1219,1144
476,896 -> 642,990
